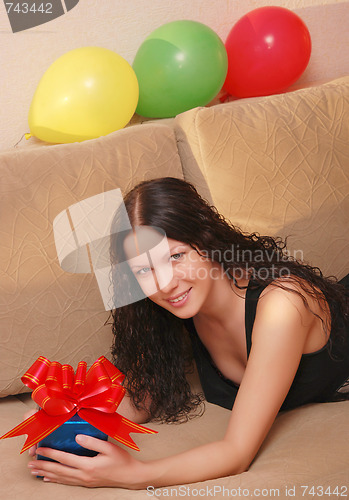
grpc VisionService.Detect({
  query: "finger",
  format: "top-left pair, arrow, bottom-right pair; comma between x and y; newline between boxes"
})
28,444 -> 37,457
33,447 -> 89,468
28,460 -> 87,486
75,434 -> 112,454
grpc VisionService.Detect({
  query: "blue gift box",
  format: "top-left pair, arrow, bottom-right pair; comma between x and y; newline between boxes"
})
37,413 -> 108,462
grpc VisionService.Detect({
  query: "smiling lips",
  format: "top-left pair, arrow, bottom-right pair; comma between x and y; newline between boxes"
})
167,288 -> 192,305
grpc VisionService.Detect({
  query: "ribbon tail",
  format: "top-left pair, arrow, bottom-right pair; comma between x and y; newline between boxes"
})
0,409 -> 73,454
78,408 -> 157,452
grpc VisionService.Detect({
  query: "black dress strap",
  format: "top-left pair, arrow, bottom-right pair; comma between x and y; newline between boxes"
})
244,281 -> 267,358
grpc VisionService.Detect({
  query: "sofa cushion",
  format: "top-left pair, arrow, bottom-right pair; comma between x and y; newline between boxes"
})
0,394 -> 348,498
175,77 -> 349,280
0,123 -> 184,397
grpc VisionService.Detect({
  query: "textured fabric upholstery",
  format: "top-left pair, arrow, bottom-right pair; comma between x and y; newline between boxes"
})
0,123 -> 183,396
0,393 -> 348,498
175,77 -> 349,279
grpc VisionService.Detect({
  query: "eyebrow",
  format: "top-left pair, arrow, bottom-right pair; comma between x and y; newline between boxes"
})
128,250 -> 155,271
129,259 -> 152,271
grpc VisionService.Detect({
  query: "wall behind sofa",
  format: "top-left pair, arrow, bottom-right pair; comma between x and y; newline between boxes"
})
0,0 -> 348,151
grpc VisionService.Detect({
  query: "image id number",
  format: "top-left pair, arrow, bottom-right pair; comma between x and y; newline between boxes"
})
5,3 -> 53,14
301,485 -> 348,497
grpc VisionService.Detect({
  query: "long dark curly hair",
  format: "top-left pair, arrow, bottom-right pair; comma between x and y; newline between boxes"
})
110,177 -> 348,422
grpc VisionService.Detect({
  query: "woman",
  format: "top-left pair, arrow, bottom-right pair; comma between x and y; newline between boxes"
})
28,177 -> 349,488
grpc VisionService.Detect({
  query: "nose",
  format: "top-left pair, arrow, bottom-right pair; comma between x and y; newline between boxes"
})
156,271 -> 179,294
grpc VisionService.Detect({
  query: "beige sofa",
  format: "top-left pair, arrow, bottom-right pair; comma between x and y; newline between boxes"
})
0,77 -> 348,500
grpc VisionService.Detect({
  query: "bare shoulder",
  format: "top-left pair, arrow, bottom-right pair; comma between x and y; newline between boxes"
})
258,277 -> 315,318
253,277 -> 330,352
260,276 -> 316,297
259,277 -> 328,316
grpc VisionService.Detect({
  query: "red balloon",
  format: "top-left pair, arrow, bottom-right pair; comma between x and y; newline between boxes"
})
224,7 -> 311,98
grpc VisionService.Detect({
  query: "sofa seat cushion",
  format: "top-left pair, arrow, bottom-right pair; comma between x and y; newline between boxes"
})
175,77 -> 349,279
0,394 -> 348,498
0,123 -> 184,397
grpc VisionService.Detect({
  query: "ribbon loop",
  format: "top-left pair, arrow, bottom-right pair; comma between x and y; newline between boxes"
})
21,356 -> 51,390
62,364 -> 75,393
74,361 -> 87,394
46,361 -> 63,391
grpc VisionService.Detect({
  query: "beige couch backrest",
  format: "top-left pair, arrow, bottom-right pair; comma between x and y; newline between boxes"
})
1,78 -> 348,398
175,77 -> 349,280
0,123 -> 184,397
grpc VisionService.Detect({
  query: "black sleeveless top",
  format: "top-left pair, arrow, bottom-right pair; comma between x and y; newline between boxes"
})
185,276 -> 349,412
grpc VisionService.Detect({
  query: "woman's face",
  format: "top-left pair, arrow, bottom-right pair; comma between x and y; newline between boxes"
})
123,231 -> 224,319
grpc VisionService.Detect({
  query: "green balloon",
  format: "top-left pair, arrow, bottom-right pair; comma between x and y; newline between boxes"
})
133,20 -> 228,118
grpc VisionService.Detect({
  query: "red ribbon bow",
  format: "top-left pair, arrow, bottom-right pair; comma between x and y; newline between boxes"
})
0,356 -> 156,453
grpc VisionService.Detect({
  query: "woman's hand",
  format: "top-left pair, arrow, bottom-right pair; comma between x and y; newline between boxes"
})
27,435 -> 146,489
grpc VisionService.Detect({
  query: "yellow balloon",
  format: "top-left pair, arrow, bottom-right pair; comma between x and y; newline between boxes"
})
28,47 -> 139,143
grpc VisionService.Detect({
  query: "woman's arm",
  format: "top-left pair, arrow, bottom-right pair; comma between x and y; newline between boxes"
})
138,285 -> 313,487
28,286 -> 313,488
